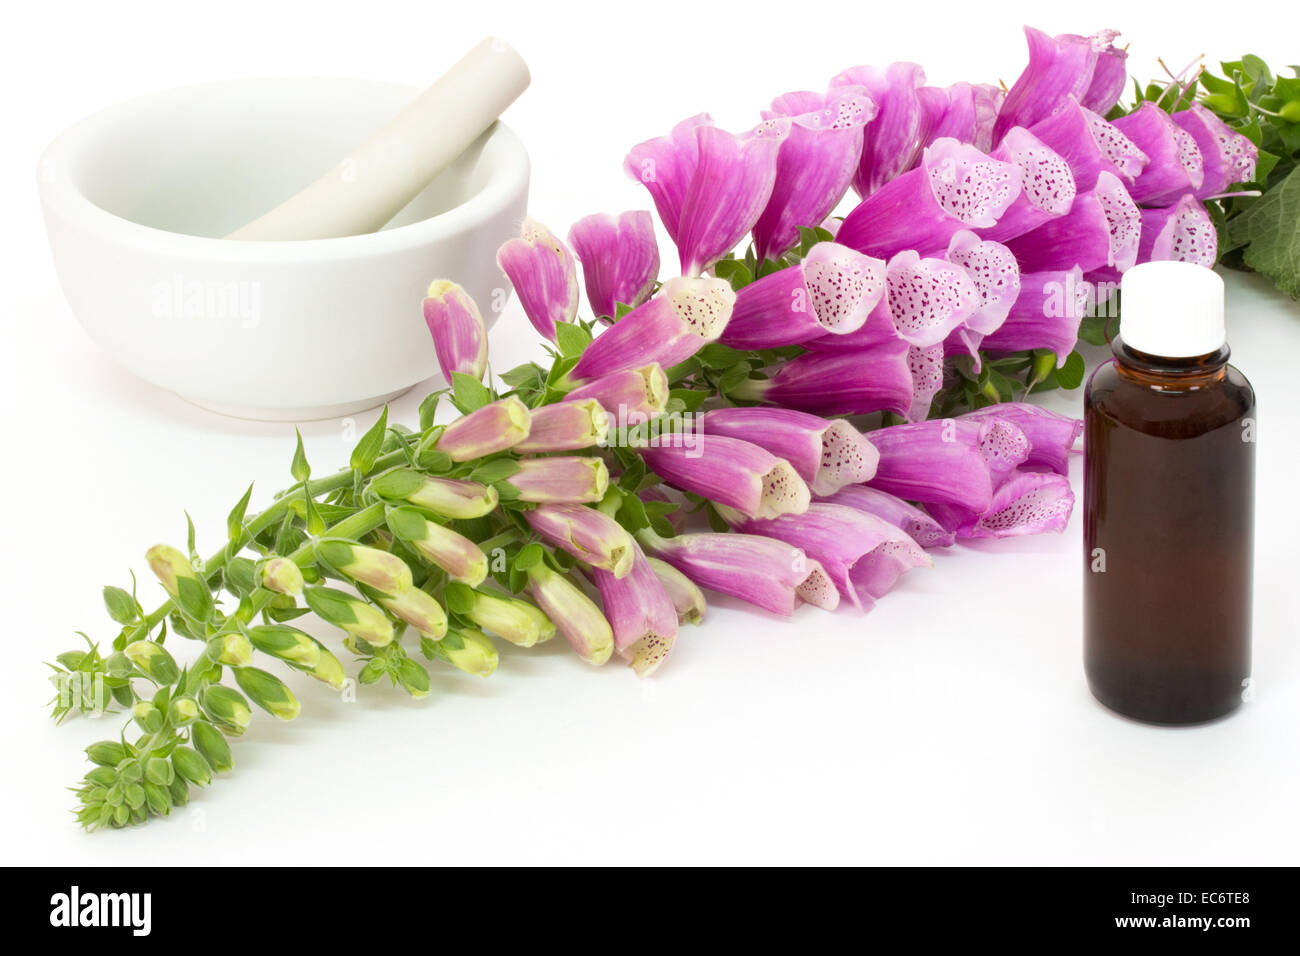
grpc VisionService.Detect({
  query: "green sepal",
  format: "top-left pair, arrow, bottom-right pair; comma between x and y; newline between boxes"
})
351,406 -> 389,473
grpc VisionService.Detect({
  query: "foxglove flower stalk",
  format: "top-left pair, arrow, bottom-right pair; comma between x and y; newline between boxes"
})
1029,99 -> 1148,191
1136,195 -> 1218,268
524,503 -> 635,577
496,218 -> 579,341
1005,172 -> 1139,274
1170,103 -> 1258,198
566,276 -> 735,383
831,62 -> 931,197
719,242 -> 886,349
837,139 -> 1023,259
961,403 -> 1082,476
371,470 -> 499,519
978,267 -> 1090,364
978,127 -> 1077,243
514,399 -> 609,453
700,406 -> 878,496
562,365 -> 669,420
637,527 -> 838,616
375,587 -> 448,640
994,27 -> 1129,142
733,340 -> 912,418
525,564 -> 614,665
821,484 -> 956,548
435,396 -> 531,461
624,114 -> 789,274
315,539 -> 413,594
460,588 -> 556,648
638,434 -> 811,520
567,211 -> 660,321
1111,102 -> 1205,205
927,470 -> 1074,539
751,87 -> 876,261
645,556 -> 708,624
590,543 -> 678,676
725,503 -> 930,610
504,456 -> 609,504
385,507 -> 488,586
423,280 -> 488,383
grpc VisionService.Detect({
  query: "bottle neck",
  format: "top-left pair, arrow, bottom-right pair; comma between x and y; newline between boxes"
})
1112,337 -> 1229,391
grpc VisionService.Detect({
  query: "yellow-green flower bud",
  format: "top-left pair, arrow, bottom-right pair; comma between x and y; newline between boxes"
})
124,640 -> 180,685
316,539 -> 413,594
372,469 -> 499,519
395,659 -> 431,699
461,589 -> 556,648
233,666 -> 300,721
305,587 -> 394,647
171,746 -> 211,787
200,684 -> 252,735
309,647 -> 347,689
207,632 -> 254,668
257,556 -> 304,595
144,756 -> 174,787
646,557 -> 707,625
167,696 -> 200,727
526,563 -> 613,665
85,741 -> 127,767
191,720 -> 233,773
386,507 -> 488,585
376,586 -> 448,639
131,701 -> 165,734
246,625 -> 321,669
142,780 -> 171,816
145,544 -> 213,621
435,627 -> 498,677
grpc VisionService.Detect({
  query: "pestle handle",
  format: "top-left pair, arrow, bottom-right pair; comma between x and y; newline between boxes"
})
226,37 -> 530,241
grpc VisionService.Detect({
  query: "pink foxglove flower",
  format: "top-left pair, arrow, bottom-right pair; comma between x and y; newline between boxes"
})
496,217 -> 579,341
436,396 -> 531,461
925,82 -> 1003,152
524,504 -> 635,578
837,139 -> 1023,260
944,231 -> 1021,355
1111,102 -> 1205,205
719,242 -> 886,349
1029,99 -> 1148,191
1005,172 -> 1139,274
514,399 -> 609,453
645,556 -> 708,624
504,456 -> 609,504
831,62 -> 931,197
927,470 -> 1074,539
562,365 -> 669,420
701,406 -> 879,496
638,527 -> 839,616
979,266 -> 1090,363
994,27 -> 1128,143
978,127 -> 1078,243
526,563 -> 614,666
590,543 -> 679,676
726,503 -> 930,610
864,418 -> 996,512
423,280 -> 488,383
751,87 -> 876,262
566,276 -> 734,383
639,435 -> 810,520
730,340 -> 913,418
960,403 -> 1082,476
821,485 -> 955,548
624,114 -> 789,275
1136,195 -> 1218,268
386,507 -> 489,586
1170,104 -> 1258,198
567,210 -> 660,321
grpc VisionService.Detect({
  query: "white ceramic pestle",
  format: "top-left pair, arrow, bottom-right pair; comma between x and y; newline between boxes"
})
226,37 -> 530,241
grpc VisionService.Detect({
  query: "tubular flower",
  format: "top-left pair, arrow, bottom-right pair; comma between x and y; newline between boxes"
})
865,418 -> 996,512
589,543 -> 679,676
638,527 -> 838,616
524,503 -> 635,578
385,507 -> 488,585
1005,172 -> 1139,274
732,340 -> 913,418
526,564 -> 614,665
831,62 -> 932,197
376,587 -> 448,640
371,470 -> 499,520
925,82 -> 1003,153
927,469 -> 1075,539
566,276 -> 735,382
304,587 -> 394,647
624,113 -> 789,275
821,484 -> 956,548
700,406 -> 878,496
638,434 -> 811,521
496,217 -> 579,341
978,127 -> 1077,243
567,210 -> 660,321
907,343 -> 945,423
314,539 -> 412,594
435,396 -> 531,461
725,503 -> 930,611
978,267 -> 1090,365
514,399 -> 609,453
504,456 -> 609,504
837,138 -> 1023,259
994,27 -> 1128,142
1136,195 -> 1218,268
562,365 -> 669,420
644,556 -> 708,624
1111,102 -> 1205,205
436,627 -> 498,677
1169,103 -> 1258,198
1028,98 -> 1148,191
960,403 -> 1083,476
751,87 -> 877,262
422,280 -> 488,383
944,230 -> 1021,350
719,242 -> 886,349
462,589 -> 556,648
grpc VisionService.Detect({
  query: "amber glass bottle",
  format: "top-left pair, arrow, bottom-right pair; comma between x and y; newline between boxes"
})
1083,262 -> 1255,724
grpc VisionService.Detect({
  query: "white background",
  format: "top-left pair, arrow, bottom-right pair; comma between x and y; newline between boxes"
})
3,0 -> 1298,865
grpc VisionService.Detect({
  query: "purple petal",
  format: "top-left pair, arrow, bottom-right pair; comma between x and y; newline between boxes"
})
591,543 -> 678,676
525,504 -> 635,577
1111,102 -> 1204,205
979,267 -> 1090,363
944,231 -> 1020,335
960,403 -> 1082,475
979,127 -> 1078,242
928,469 -> 1074,538
422,280 -> 487,383
495,218 -> 579,342
928,82 -> 1004,152
1170,103 -> 1258,198
1137,195 -> 1217,267
907,343 -> 944,423
563,365 -> 668,420
838,139 -> 1022,259
821,484 -> 956,548
639,435 -> 810,520
1079,30 -> 1128,114
734,340 -> 912,417
753,87 -> 876,262
1029,99 -> 1148,191
994,27 -> 1104,143
865,418 -> 995,512
831,62 -> 929,197
623,114 -> 708,244
568,210 -> 660,321
1005,172 -> 1139,273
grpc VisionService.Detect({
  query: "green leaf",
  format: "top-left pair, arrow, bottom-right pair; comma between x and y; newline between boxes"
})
444,582 -> 475,615
713,257 -> 753,291
514,542 -> 544,572
499,363 -> 545,389
1227,164 -> 1300,298
227,484 -> 254,543
289,429 -> 311,483
1077,313 -> 1112,347
350,406 -> 389,473
696,343 -> 750,369
471,458 -> 522,484
1056,351 -> 1087,390
103,586 -> 138,624
555,321 -> 593,358
451,372 -> 492,413
418,392 -> 442,432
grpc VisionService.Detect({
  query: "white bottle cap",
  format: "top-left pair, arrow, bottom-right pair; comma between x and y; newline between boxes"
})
1119,261 -> 1225,358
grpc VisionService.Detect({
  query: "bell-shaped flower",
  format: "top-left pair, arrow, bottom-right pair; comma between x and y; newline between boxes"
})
1111,102 -> 1205,205
566,276 -> 734,383
821,484 -> 955,548
906,342 -> 945,423
724,502 -> 930,610
524,503 -> 635,577
719,242 -> 885,349
459,588 -> 556,648
567,210 -> 660,321
752,87 -> 877,261
926,469 -> 1074,539
1170,103 -> 1258,198
1005,171 -> 1139,274
637,526 -> 838,616
994,28 -> 1129,142
385,507 -> 488,585
423,280 -> 488,383
700,406 -> 878,496
625,114 -> 789,275
514,399 -> 609,453
864,418 -> 997,512
1137,195 -> 1218,268
590,543 -> 679,676
375,586 -> 448,640
314,539 -> 412,594
435,396 -> 531,461
944,231 -> 1021,355
838,139 -> 1022,260
639,434 -> 810,520
925,82 -> 1003,152
960,403 -> 1082,476
562,365 -> 669,420
831,62 -> 931,197
504,456 -> 609,504
645,556 -> 708,624
526,563 -> 614,665
496,218 -> 579,341
1029,99 -> 1148,191
978,127 -> 1078,243
732,340 -> 913,418
979,266 -> 1090,364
